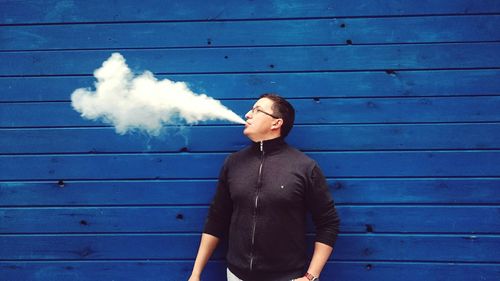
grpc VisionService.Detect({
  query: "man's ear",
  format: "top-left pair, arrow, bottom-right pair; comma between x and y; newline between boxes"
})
271,119 -> 283,130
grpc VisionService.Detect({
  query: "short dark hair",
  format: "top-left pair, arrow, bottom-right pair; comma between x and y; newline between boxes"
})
259,93 -> 295,138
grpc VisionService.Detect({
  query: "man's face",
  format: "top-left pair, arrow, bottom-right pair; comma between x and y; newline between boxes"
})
243,98 -> 280,141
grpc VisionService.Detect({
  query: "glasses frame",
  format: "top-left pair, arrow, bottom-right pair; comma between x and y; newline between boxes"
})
250,107 -> 281,119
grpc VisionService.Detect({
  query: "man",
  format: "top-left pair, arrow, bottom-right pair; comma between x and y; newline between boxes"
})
188,94 -> 340,281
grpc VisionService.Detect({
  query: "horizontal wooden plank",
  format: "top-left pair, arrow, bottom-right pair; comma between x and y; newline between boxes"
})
1,178 -> 499,206
2,123 -> 500,154
3,96 -> 500,128
2,0 -> 499,24
338,206 -> 500,234
1,43 -> 500,76
0,261 -> 220,281
330,178 -> 500,204
0,180 -> 217,206
2,70 -> 500,102
1,151 -> 500,181
3,16 -> 500,51
0,206 -> 209,234
1,206 -> 498,234
0,234 -> 498,262
313,151 -> 500,178
1,261 -> 499,281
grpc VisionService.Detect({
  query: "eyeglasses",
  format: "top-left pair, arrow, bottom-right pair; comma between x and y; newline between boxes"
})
250,107 -> 280,119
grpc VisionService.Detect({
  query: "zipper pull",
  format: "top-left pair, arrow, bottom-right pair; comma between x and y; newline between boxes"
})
260,141 -> 263,152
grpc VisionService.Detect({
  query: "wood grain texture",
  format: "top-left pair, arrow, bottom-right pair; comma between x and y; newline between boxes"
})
1,206 -> 499,234
2,123 -> 499,154
1,151 -> 500,180
3,0 -> 499,24
2,261 -> 499,281
1,1 -> 499,280
2,178 -> 499,206
3,70 -> 500,102
3,96 -> 500,127
1,234 -> 498,262
1,43 -> 500,76
2,16 -> 500,51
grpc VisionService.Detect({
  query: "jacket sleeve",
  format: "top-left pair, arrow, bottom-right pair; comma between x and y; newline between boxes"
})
305,164 -> 341,247
203,156 -> 233,239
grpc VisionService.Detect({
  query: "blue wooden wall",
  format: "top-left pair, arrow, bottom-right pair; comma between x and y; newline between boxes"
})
1,1 -> 500,280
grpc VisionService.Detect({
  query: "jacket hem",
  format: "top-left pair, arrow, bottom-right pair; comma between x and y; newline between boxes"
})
227,263 -> 304,281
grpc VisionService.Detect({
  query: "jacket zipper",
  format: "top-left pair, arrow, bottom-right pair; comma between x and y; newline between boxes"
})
250,141 -> 265,271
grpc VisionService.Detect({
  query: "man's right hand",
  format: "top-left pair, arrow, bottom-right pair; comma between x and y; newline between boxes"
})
188,234 -> 220,281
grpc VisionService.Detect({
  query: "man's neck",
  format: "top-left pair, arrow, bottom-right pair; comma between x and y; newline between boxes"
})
249,133 -> 281,142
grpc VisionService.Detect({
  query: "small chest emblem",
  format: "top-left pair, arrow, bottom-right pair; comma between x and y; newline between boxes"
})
280,185 -> 285,189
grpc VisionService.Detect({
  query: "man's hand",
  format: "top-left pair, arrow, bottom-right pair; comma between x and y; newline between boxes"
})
187,275 -> 200,281
188,234 -> 220,281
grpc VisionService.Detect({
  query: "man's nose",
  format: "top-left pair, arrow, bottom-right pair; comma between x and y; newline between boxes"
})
245,110 -> 252,119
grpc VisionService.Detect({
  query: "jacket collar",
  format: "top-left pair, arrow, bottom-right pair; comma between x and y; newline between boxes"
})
252,137 -> 286,154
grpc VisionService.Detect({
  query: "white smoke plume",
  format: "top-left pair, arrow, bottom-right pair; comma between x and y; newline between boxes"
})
71,53 -> 246,136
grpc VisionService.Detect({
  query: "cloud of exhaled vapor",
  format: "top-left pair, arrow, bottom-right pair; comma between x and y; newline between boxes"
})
71,53 -> 245,136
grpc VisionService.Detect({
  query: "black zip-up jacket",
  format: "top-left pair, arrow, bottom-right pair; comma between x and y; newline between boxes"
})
204,137 -> 340,281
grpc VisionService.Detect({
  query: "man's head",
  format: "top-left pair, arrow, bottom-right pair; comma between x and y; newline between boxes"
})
243,93 -> 295,142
